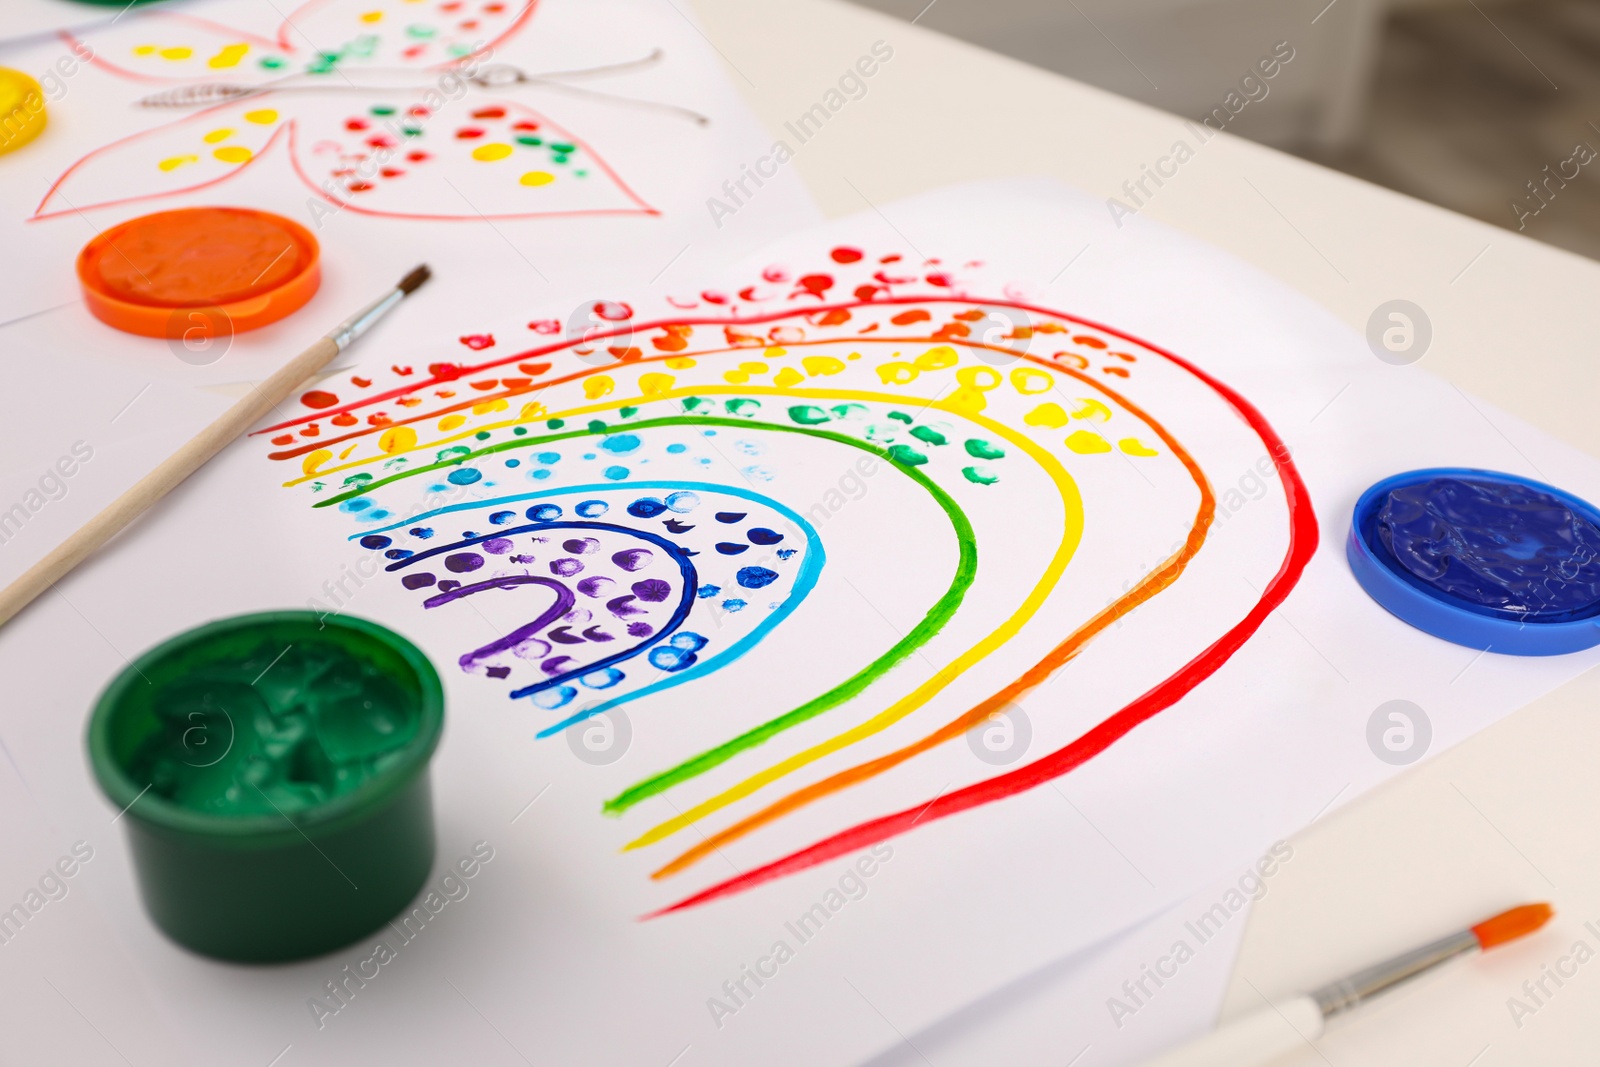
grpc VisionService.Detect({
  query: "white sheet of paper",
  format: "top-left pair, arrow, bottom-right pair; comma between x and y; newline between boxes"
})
0,0 -> 819,324
2,180 -> 1596,1067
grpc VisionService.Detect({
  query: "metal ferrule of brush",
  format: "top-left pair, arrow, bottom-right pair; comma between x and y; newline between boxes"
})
326,287 -> 405,351
1311,929 -> 1480,1019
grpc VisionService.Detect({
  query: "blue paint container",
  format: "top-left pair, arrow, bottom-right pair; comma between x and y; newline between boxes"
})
1348,468 -> 1600,655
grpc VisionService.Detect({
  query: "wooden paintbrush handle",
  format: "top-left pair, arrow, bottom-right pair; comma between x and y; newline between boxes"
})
0,336 -> 340,628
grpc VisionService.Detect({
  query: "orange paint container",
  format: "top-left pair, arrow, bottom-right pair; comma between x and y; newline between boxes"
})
77,207 -> 320,340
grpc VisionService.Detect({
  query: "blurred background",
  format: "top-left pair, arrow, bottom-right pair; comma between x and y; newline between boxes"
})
849,0 -> 1600,261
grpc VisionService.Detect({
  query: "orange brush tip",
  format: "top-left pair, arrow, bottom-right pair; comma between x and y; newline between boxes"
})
1472,903 -> 1554,950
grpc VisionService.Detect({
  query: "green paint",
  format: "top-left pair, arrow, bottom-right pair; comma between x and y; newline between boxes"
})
401,126 -> 422,137
474,431 -> 491,441
887,411 -> 912,424
447,42 -> 472,57
887,444 -> 928,466
910,425 -> 947,446
963,465 -> 999,485
516,135 -> 542,147
546,418 -> 565,429
130,642 -> 421,817
830,403 -> 868,420
724,398 -> 761,417
680,397 -> 709,412
787,404 -> 831,425
314,413 -> 979,817
259,55 -> 287,70
575,170 -> 589,178
406,24 -> 436,38
512,426 -> 528,436
550,142 -> 576,153
964,438 -> 1005,459
436,445 -> 471,463
586,419 -> 607,434
619,406 -> 639,418
370,105 -> 395,117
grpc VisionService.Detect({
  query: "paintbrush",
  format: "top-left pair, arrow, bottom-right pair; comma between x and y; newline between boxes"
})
0,265 -> 432,628
1139,903 -> 1553,1066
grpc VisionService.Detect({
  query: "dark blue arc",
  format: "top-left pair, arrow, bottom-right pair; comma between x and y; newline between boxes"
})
424,576 -> 577,674
390,521 -> 698,700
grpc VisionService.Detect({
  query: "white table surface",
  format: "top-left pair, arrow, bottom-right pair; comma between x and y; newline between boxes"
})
687,0 -> 1600,1061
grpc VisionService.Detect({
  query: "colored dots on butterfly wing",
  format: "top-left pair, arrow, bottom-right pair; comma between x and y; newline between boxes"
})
575,500 -> 608,518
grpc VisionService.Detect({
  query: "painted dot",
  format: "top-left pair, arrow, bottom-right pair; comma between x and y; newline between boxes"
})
456,127 -> 485,139
715,543 -> 749,556
489,510 -> 516,525
341,499 -> 372,513
203,128 -> 233,144
562,537 -> 600,555
715,512 -> 746,524
696,584 -> 721,598
627,498 -> 667,519
600,434 -> 641,455
214,146 -> 253,164
531,686 -> 576,710
603,466 -> 629,481
531,469 -> 552,480
385,548 -> 413,560
482,537 -> 514,555
666,443 -> 687,454
721,599 -> 748,612
302,390 -> 339,408
577,576 -> 614,597
520,171 -> 555,187
445,552 -> 484,572
737,566 -> 780,589
665,491 -> 699,512
471,106 -> 507,119
632,578 -> 672,602
158,155 -> 198,172
581,668 -> 624,689
516,135 -> 542,147
447,468 -> 483,485
370,105 -> 396,116
576,500 -> 608,518
359,534 -> 392,549
550,558 -> 583,577
410,527 -> 434,539
747,528 -> 783,545
401,573 -> 436,590
526,504 -> 563,521
612,549 -> 652,571
259,56 -> 286,69
159,47 -> 193,60
627,622 -> 654,637
472,142 -> 513,162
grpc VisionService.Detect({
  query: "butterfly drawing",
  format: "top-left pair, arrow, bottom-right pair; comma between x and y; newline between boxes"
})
34,0 -> 670,222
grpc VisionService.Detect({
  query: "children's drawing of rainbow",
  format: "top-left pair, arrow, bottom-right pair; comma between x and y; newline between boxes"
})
249,246 -> 1318,915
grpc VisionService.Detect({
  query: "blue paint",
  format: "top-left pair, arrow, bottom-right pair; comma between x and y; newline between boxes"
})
600,434 -> 642,455
602,465 -> 629,481
447,467 -> 483,486
737,566 -> 779,589
1378,476 -> 1600,619
1349,467 -> 1600,655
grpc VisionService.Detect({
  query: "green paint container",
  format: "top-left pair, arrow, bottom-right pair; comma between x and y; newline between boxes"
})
88,612 -> 444,963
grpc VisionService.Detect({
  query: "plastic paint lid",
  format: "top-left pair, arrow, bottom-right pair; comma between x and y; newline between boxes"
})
1347,467 -> 1600,656
0,69 -> 48,157
76,206 -> 321,339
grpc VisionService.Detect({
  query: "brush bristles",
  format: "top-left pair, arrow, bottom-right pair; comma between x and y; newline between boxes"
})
397,264 -> 431,296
